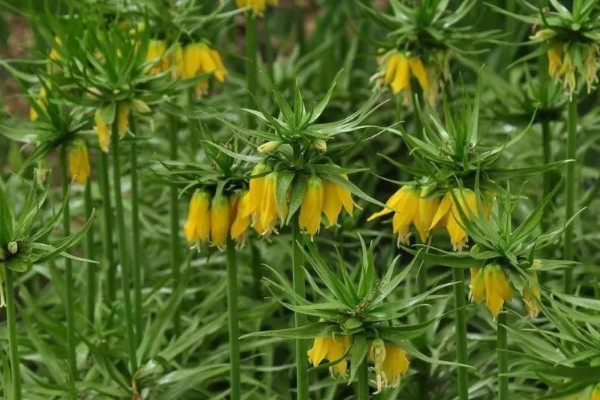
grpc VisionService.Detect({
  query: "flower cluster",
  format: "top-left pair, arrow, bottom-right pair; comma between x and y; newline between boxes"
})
544,40 -> 599,96
306,336 -> 409,392
145,40 -> 228,97
245,164 -> 356,237
184,189 -> 250,249
370,186 -> 493,250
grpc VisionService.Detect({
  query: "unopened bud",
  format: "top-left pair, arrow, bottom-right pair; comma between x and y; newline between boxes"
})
530,28 -> 556,41
369,339 -> 386,368
35,167 -> 50,186
7,242 -> 18,255
313,139 -> 327,152
130,99 -> 151,114
257,140 -> 281,154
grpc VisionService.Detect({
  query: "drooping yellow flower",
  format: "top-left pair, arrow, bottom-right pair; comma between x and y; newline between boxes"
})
583,44 -> 599,92
257,172 -> 281,235
470,265 -> 514,318
146,39 -> 169,75
369,339 -> 409,393
485,264 -> 513,318
184,190 -> 211,245
236,0 -> 277,15
231,191 -> 251,243
469,267 -> 486,303
170,43 -> 185,78
322,176 -> 356,227
592,386 -> 600,400
368,186 -> 420,246
307,335 -> 351,378
183,43 -> 202,79
382,52 -> 410,94
299,176 -> 324,236
380,51 -> 430,101
547,45 -> 563,78
95,108 -> 110,153
68,140 -> 90,185
182,43 -> 228,96
30,86 -> 47,121
522,270 -> 541,319
430,189 -> 483,251
117,103 -> 129,138
210,194 -> 231,247
408,57 -> 429,92
414,189 -> 440,243
245,163 -> 269,218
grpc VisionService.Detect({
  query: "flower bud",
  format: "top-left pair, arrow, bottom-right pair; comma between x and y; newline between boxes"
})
257,140 -> 281,154
312,139 -> 327,152
130,99 -> 151,115
7,242 -> 18,255
530,28 -> 556,41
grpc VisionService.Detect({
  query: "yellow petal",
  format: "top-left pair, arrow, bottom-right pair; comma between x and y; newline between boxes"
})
307,337 -> 332,367
299,176 -> 324,236
368,186 -> 409,221
430,192 -> 451,230
469,267 -> 486,303
210,195 -> 231,247
391,54 -> 410,94
95,109 -> 110,153
322,180 -> 343,226
384,54 -> 399,85
68,140 -> 90,185
408,57 -> 429,92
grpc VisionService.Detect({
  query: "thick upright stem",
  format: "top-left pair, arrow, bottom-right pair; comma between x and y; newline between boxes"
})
59,144 -> 77,380
168,115 -> 181,336
417,264 -> 427,322
98,152 -> 116,301
497,313 -> 508,400
4,267 -> 22,400
111,122 -> 138,373
84,179 -> 96,328
226,238 -> 241,400
292,220 -> 308,400
453,267 -> 468,400
245,11 -> 258,110
130,138 -> 143,346
356,359 -> 369,400
564,95 -> 577,293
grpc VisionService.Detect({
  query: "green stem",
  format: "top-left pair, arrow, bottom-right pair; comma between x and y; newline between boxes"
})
497,312 -> 508,400
169,115 -> 181,336
357,359 -> 369,400
452,267 -> 468,400
542,120 -> 552,200
111,122 -> 138,373
4,267 -> 21,400
292,219 -> 308,400
226,238 -> 241,400
564,94 -> 577,293
246,11 -> 258,111
130,137 -> 143,346
84,179 -> 96,329
59,144 -> 77,380
98,152 -> 116,301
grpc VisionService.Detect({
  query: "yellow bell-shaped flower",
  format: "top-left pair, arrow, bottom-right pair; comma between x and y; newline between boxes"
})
299,176 -> 324,236
231,191 -> 251,243
68,140 -> 91,185
95,109 -> 110,153
184,190 -> 211,245
307,335 -> 351,378
322,176 -> 356,227
210,194 -> 231,248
